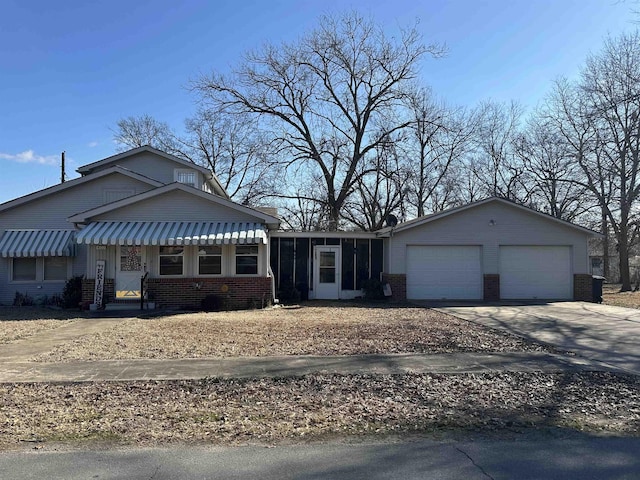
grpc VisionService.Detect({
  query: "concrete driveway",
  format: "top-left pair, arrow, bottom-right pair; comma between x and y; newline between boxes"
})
438,302 -> 640,375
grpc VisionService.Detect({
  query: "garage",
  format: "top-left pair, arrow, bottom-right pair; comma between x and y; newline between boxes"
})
499,246 -> 572,299
406,245 -> 482,300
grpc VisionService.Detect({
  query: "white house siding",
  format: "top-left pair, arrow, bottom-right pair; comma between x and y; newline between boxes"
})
0,174 -> 154,305
385,202 -> 591,276
0,173 -> 155,232
91,190 -> 262,223
84,151 -> 205,188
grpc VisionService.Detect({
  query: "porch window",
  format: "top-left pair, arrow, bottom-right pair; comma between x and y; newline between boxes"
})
198,246 -> 222,275
235,245 -> 258,275
12,258 -> 37,281
44,257 -> 67,281
159,246 -> 184,275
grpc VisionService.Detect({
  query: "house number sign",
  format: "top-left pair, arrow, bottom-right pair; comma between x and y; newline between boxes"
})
94,260 -> 106,308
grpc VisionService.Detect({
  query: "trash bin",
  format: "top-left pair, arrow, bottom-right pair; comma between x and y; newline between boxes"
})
592,276 -> 606,304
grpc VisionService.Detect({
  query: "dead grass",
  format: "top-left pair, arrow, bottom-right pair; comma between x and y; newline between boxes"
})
602,284 -> 640,309
32,305 -> 553,362
2,372 -> 638,449
0,307 -> 79,344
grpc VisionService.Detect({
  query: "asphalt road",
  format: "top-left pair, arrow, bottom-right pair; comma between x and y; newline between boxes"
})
1,434 -> 639,480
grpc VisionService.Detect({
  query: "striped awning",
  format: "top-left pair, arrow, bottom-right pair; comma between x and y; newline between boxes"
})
0,230 -> 76,257
76,221 -> 268,246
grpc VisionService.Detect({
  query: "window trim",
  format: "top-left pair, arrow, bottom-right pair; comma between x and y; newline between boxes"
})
10,257 -> 70,283
159,246 -> 185,276
197,245 -> 223,276
234,245 -> 259,276
174,168 -> 198,188
43,257 -> 69,282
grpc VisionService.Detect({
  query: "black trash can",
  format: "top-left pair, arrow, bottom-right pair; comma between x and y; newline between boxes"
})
592,276 -> 606,303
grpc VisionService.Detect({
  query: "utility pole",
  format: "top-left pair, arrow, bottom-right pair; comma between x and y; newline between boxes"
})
61,151 -> 66,183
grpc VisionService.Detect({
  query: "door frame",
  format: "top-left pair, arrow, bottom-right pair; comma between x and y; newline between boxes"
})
313,245 -> 341,299
115,245 -> 145,299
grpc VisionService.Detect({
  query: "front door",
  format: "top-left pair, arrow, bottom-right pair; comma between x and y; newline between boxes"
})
314,246 -> 340,299
116,245 -> 144,299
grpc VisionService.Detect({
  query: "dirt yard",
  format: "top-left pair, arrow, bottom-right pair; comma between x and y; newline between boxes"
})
602,284 -> 640,309
0,307 -> 76,344
29,305 -> 555,362
0,304 -> 638,450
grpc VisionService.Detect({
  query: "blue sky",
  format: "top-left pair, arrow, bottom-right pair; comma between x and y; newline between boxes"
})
0,0 -> 634,203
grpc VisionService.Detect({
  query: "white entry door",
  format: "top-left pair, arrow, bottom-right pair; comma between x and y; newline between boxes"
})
314,246 -> 341,299
116,245 -> 144,299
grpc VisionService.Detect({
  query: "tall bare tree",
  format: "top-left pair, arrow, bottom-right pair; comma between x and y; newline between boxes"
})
545,32 -> 640,290
112,114 -> 178,153
194,12 -> 443,230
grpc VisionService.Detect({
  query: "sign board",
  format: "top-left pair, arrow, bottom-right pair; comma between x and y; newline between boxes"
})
94,260 -> 106,308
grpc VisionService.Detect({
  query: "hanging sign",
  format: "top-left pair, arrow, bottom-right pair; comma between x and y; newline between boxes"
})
94,260 -> 106,308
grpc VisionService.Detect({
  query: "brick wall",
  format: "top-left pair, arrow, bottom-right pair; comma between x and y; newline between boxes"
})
483,274 -> 500,302
382,273 -> 406,301
147,277 -> 272,310
82,278 -> 114,305
574,274 -> 593,302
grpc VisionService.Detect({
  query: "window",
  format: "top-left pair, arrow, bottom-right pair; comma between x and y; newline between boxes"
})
235,245 -> 258,275
44,257 -> 67,281
198,246 -> 222,275
159,246 -> 184,275
176,170 -> 197,187
12,258 -> 36,281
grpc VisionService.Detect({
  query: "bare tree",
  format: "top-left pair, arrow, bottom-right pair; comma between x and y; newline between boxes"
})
112,114 -> 178,153
513,112 -> 590,221
194,12 -> 443,230
466,100 -> 528,202
545,32 -> 640,290
404,87 -> 475,217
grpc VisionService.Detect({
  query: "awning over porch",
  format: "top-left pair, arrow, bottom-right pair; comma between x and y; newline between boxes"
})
0,230 -> 76,257
76,221 -> 268,246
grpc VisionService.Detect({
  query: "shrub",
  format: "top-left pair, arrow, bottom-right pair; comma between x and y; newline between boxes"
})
62,275 -> 84,309
201,294 -> 222,312
13,291 -> 34,306
361,278 -> 386,300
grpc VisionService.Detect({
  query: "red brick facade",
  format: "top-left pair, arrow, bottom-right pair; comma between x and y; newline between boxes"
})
82,278 -> 114,306
382,273 -> 406,302
483,274 -> 500,301
573,273 -> 593,302
82,277 -> 272,310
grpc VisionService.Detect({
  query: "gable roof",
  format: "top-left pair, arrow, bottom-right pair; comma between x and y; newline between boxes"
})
67,182 -> 281,228
376,197 -> 602,237
0,166 -> 163,214
76,145 -> 228,198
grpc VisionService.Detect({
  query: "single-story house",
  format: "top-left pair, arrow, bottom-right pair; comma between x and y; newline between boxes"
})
0,146 -> 599,309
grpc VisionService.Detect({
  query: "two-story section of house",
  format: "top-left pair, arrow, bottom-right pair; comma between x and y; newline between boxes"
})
0,146 -> 280,309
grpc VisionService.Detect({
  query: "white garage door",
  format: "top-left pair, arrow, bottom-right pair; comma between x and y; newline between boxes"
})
406,246 -> 482,300
499,246 -> 571,299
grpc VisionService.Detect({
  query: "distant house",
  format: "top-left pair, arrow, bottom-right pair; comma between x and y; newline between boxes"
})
0,146 -> 600,309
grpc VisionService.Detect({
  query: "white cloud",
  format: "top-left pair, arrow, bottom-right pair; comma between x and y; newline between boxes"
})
87,141 -> 99,148
0,150 -> 59,166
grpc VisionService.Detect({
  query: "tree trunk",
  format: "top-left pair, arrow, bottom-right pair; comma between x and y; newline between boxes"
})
618,227 -> 632,292
602,210 -> 610,279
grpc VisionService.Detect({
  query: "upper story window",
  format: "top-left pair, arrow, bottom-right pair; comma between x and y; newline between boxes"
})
175,169 -> 197,188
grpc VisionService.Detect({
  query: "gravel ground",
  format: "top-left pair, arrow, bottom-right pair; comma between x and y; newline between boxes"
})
0,307 -> 77,345
32,305 -> 555,362
2,372 -> 638,450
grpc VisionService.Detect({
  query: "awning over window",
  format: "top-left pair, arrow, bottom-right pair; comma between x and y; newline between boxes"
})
0,230 -> 76,257
76,221 -> 268,246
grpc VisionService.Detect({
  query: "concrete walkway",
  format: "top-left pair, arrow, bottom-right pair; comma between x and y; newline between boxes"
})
0,351 -> 609,383
438,301 -> 640,376
0,313 -> 622,384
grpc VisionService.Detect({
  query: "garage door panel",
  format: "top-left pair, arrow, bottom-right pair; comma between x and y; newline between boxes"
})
406,246 -> 482,300
499,246 -> 571,299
